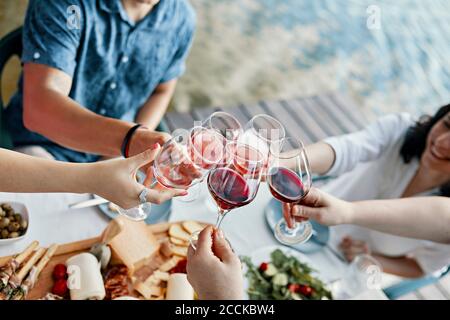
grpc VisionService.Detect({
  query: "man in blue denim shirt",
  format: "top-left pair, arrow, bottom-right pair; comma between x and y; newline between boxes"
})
5,0 -> 195,162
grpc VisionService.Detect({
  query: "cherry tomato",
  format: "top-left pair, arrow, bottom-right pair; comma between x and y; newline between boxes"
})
52,264 -> 67,280
52,279 -> 68,297
259,262 -> 268,272
299,285 -> 313,296
288,283 -> 300,293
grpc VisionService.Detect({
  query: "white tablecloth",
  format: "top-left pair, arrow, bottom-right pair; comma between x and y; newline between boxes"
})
0,184 -> 388,299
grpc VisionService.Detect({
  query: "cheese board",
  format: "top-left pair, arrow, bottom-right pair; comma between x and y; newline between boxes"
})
0,218 -> 207,300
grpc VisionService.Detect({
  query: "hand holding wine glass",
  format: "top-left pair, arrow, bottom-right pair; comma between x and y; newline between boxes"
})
267,137 -> 313,244
190,142 -> 264,249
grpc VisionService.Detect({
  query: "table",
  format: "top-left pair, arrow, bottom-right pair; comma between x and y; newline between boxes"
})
0,93 -> 389,299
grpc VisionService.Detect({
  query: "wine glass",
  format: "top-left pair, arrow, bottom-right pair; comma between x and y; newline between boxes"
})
190,142 -> 264,249
202,112 -> 243,208
241,114 -> 286,164
267,137 -> 313,244
202,111 -> 243,142
331,254 -> 383,299
117,134 -> 202,220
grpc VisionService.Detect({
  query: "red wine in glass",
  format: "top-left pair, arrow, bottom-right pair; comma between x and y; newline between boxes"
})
267,167 -> 306,203
207,167 -> 253,211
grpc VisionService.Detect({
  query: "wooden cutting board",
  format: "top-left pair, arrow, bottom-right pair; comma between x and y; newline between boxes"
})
0,221 -> 205,300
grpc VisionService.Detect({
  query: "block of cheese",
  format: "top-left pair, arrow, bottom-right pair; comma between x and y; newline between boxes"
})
107,216 -> 160,275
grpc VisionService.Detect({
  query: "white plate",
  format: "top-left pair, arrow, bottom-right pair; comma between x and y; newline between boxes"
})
0,202 -> 30,245
242,245 -> 320,299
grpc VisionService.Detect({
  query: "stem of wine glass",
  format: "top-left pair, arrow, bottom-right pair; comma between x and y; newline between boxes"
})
285,207 -> 299,234
215,208 -> 229,229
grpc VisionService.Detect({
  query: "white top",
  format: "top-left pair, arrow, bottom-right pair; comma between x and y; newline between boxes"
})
322,113 -> 450,275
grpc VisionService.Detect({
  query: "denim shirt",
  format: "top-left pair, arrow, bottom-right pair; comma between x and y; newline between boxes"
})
5,0 -> 195,162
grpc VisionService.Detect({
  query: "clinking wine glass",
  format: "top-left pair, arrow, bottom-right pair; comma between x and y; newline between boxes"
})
267,137 -> 313,244
202,111 -> 243,142
118,128 -> 227,220
241,114 -> 286,169
202,111 -> 243,209
153,127 -> 226,187
189,142 -> 264,249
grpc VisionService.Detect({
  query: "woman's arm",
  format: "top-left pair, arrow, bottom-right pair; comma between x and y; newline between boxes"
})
290,188 -> 450,244
304,142 -> 336,175
0,148 -> 92,194
0,148 -> 186,209
298,114 -> 414,176
372,254 -> 424,278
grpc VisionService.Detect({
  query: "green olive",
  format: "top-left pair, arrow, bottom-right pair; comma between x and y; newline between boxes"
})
13,214 -> 22,222
1,204 -> 12,211
19,219 -> 28,231
1,229 -> 9,239
0,209 -> 5,217
8,222 -> 20,232
0,218 -> 10,229
8,232 -> 19,239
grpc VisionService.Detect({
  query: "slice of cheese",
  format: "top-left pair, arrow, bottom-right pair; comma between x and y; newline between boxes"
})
182,221 -> 203,234
169,224 -> 191,242
107,216 -> 160,275
170,237 -> 189,247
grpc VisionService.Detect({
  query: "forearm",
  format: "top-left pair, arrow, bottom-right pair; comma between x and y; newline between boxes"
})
348,197 -> 450,244
0,149 -> 94,194
24,89 -> 133,157
304,142 -> 336,175
135,81 -> 176,130
372,254 -> 424,278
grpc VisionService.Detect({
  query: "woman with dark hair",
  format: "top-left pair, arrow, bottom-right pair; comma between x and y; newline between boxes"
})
278,105 -> 450,278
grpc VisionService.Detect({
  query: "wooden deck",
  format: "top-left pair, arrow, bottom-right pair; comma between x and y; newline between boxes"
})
163,92 -> 450,300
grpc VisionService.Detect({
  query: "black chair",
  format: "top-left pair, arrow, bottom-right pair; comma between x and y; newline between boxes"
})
0,27 -> 22,149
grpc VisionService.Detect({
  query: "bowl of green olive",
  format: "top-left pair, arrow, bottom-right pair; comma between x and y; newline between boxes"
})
0,202 -> 29,245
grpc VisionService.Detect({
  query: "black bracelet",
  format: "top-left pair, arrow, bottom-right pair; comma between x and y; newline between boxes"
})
121,124 -> 142,158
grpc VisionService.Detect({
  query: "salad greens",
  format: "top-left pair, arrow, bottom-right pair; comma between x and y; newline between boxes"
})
242,249 -> 332,300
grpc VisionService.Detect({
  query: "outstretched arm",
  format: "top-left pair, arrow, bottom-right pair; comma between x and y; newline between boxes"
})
0,148 -> 186,209
287,188 -> 450,244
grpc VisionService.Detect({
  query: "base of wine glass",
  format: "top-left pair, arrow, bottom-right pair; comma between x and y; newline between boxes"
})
117,203 -> 151,221
274,219 -> 313,245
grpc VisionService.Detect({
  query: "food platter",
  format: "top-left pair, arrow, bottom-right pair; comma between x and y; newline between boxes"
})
0,218 -> 207,300
242,245 -> 332,300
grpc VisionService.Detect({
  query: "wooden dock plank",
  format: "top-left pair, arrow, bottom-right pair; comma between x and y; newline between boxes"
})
283,98 -> 329,142
260,100 -> 313,145
330,93 -> 368,128
436,275 -> 450,299
396,292 -> 421,300
316,94 -> 362,133
303,97 -> 346,137
164,111 -> 196,132
417,283 -> 447,300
